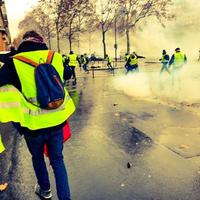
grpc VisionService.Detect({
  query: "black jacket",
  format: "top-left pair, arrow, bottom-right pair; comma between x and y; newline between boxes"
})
0,41 -> 66,135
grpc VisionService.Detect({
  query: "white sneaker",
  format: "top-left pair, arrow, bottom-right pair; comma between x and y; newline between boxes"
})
35,184 -> 52,199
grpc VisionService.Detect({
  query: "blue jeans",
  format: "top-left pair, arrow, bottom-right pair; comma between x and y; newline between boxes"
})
126,64 -> 139,74
24,128 -> 71,200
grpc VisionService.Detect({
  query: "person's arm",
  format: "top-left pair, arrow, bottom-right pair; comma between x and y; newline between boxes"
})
168,54 -> 174,68
134,53 -> 145,59
0,62 -> 14,86
77,57 -> 81,65
184,54 -> 187,63
137,55 -> 145,59
0,59 -> 21,90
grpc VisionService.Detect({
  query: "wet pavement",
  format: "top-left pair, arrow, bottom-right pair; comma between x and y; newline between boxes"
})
1,64 -> 200,199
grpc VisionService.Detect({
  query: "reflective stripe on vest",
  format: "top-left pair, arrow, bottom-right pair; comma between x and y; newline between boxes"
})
68,54 -> 78,67
0,85 -> 75,130
174,52 -> 185,66
129,54 -> 138,65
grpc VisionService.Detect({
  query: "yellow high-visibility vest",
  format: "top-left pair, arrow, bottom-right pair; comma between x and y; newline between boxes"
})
129,53 -> 138,65
162,55 -> 168,63
174,52 -> 185,67
0,50 -> 75,130
125,54 -> 130,61
107,56 -> 112,63
68,54 -> 79,67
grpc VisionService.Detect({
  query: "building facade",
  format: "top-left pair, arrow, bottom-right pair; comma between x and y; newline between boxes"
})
0,0 -> 10,51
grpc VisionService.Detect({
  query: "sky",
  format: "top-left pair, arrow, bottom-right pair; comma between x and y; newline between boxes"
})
5,0 -> 38,39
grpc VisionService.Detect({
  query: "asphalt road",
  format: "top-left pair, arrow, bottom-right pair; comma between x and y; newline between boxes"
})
1,65 -> 200,200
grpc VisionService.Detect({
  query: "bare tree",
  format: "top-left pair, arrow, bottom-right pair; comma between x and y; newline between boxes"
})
38,0 -> 66,53
18,14 -> 40,33
118,0 -> 173,53
95,0 -> 118,58
18,7 -> 54,49
32,8 -> 55,49
61,0 -> 94,52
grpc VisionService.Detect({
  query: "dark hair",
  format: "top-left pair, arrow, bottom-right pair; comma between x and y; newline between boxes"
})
175,47 -> 180,52
23,30 -> 40,39
22,30 -> 44,43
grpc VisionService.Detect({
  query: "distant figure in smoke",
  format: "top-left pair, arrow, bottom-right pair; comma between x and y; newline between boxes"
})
124,53 -> 130,69
82,53 -> 89,73
168,47 -> 187,87
105,54 -> 113,69
125,51 -> 145,74
159,50 -> 170,74
198,48 -> 200,62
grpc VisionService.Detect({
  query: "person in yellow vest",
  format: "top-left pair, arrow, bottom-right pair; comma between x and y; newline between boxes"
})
67,50 -> 79,85
82,53 -> 89,73
159,49 -> 170,74
105,54 -> 113,69
0,31 -> 75,200
125,51 -> 145,74
168,48 -> 187,86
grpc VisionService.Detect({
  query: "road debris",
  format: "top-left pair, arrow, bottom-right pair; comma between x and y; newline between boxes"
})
0,183 -> 8,192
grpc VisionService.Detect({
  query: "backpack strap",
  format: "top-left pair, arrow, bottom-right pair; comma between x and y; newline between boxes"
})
14,55 -> 38,67
14,50 -> 55,67
46,50 -> 55,64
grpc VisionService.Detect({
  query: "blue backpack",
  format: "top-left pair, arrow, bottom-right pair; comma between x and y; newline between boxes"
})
14,50 -> 65,109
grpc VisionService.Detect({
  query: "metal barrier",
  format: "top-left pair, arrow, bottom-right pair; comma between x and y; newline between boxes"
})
89,60 -> 124,78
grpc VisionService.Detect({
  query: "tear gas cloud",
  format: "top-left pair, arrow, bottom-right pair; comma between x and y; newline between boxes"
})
113,62 -> 200,107
112,0 -> 200,107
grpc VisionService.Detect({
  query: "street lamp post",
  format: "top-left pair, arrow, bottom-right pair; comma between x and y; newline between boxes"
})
114,16 -> 117,68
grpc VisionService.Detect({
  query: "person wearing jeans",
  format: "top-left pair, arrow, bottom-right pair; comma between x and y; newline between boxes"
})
24,128 -> 70,200
0,31 -> 75,200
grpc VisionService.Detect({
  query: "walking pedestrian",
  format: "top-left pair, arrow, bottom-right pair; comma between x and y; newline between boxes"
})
82,53 -> 89,73
105,54 -> 113,69
62,54 -> 72,85
159,49 -> 170,74
0,30 -> 75,200
67,51 -> 79,85
168,47 -> 187,87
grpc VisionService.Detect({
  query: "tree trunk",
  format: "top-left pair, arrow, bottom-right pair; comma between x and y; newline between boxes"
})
125,14 -> 130,54
89,31 -> 91,54
77,32 -> 80,54
56,25 -> 60,53
102,26 -> 106,59
68,25 -> 72,52
47,30 -> 51,49
126,28 -> 130,54
69,35 -> 72,52
48,37 -> 51,50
